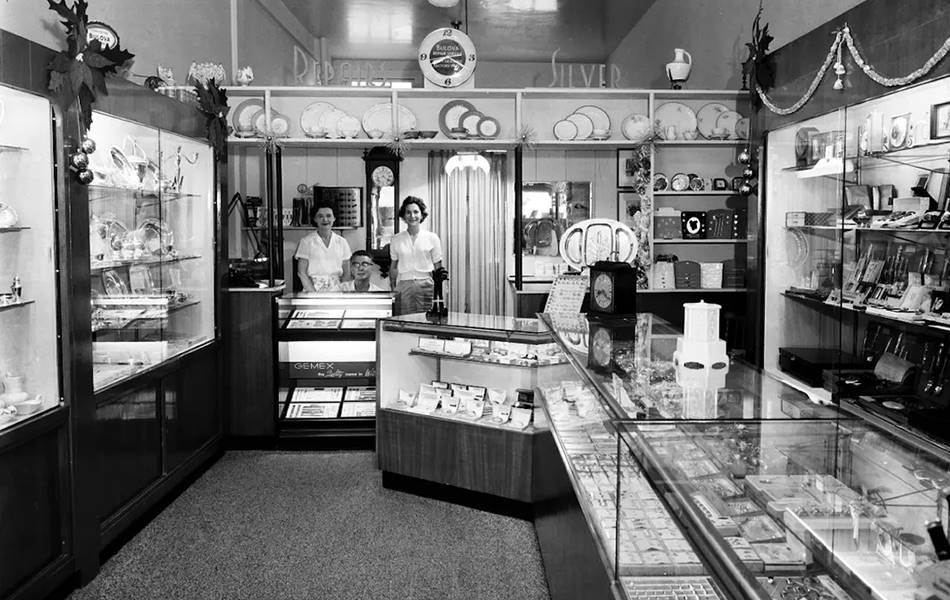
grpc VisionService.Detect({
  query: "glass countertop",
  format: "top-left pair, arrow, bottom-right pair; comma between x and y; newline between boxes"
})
540,312 -> 841,422
382,312 -> 552,343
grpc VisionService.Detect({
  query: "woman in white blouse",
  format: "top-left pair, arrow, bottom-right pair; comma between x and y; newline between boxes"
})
295,200 -> 351,292
389,196 -> 443,315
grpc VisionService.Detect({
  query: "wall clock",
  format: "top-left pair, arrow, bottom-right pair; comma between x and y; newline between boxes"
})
418,27 -> 477,88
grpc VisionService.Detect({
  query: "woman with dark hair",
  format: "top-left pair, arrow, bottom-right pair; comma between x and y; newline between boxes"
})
389,196 -> 443,314
294,200 -> 351,292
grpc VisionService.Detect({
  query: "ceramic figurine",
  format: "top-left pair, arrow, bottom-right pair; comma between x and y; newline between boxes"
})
236,66 -> 254,86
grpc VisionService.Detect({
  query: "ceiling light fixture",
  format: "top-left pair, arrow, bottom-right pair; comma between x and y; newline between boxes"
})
428,0 -> 460,7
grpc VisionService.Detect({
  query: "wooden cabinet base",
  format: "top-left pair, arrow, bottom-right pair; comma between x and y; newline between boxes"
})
377,408 -> 534,503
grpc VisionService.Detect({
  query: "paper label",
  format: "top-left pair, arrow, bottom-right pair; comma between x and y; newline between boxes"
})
443,339 -> 472,356
418,337 -> 445,352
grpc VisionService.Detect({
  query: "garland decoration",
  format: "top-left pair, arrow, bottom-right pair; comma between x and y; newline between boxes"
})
193,79 -> 229,162
754,20 -> 950,115
45,0 -> 135,131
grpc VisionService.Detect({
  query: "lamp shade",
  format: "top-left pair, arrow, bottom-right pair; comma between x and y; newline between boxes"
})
445,152 -> 490,175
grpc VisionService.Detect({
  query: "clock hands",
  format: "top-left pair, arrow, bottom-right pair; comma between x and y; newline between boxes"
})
431,53 -> 464,65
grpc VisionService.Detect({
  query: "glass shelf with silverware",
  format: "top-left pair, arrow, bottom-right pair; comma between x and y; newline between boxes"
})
763,75 -> 950,454
0,84 -> 62,431
86,112 -> 216,392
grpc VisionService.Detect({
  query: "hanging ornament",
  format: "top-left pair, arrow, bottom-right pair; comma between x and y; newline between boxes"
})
70,151 -> 89,169
833,34 -> 846,91
81,136 -> 97,154
738,149 -> 752,165
77,169 -> 95,185
739,182 -> 753,195
742,167 -> 755,179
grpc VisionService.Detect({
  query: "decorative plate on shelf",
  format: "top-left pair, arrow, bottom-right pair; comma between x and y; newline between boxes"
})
362,103 -> 417,138
438,100 -> 477,138
338,115 -> 361,138
653,173 -> 669,191
670,173 -> 691,192
696,103 -> 730,139
688,175 -> 705,191
553,119 -> 578,141
734,117 -> 750,140
654,102 -> 697,140
318,108 -> 347,138
477,116 -> 500,139
300,101 -> 336,136
566,112 -> 594,140
459,110 -> 484,137
621,114 -> 652,142
889,114 -> 909,149
573,105 -> 610,134
715,111 -> 742,139
231,98 -> 264,132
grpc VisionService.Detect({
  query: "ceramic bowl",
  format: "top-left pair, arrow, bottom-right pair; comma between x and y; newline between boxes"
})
14,399 -> 42,416
710,127 -> 730,140
368,129 -> 384,139
403,130 -> 421,139
418,130 -> 438,139
449,127 -> 468,140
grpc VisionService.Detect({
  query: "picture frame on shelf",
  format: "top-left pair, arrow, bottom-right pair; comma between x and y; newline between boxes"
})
617,148 -> 649,189
618,190 -> 643,230
931,101 -> 950,140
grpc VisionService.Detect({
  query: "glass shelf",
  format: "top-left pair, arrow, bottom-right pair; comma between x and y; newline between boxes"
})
0,226 -> 30,233
0,299 -> 36,313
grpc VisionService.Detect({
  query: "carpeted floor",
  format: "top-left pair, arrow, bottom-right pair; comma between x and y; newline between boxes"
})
68,451 -> 550,600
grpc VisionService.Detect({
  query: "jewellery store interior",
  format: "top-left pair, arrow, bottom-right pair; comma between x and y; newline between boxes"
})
3,0 -> 950,599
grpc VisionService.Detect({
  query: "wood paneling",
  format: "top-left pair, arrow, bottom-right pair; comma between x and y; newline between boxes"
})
532,430 -> 613,600
0,427 -> 68,597
165,350 -> 221,472
225,289 -> 280,438
95,385 -> 162,520
377,408 -> 534,502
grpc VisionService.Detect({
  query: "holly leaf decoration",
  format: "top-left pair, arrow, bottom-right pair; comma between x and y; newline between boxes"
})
194,79 -> 230,161
44,0 -> 135,130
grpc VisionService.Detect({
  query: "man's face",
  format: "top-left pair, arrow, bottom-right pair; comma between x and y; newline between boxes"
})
351,257 -> 374,281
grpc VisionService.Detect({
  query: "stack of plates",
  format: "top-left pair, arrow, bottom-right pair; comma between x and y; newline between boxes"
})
438,100 -> 501,139
362,103 -> 417,139
231,99 -> 290,137
553,105 -> 611,141
301,101 -> 362,138
695,102 -> 748,140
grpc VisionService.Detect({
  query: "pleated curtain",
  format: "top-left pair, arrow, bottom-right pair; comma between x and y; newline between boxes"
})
428,151 -> 507,315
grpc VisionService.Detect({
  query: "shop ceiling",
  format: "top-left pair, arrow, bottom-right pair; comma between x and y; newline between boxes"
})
280,0 -> 656,62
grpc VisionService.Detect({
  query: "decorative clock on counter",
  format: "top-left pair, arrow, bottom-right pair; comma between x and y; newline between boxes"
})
418,27 -> 477,88
588,260 -> 638,316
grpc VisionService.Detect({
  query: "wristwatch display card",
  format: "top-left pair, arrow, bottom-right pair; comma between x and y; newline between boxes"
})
750,542 -> 807,570
738,514 -> 785,544
443,339 -> 473,356
340,319 -> 376,329
287,319 -> 341,329
340,402 -> 376,418
397,389 -> 416,406
293,309 -> 345,319
412,396 -> 440,415
464,398 -> 485,419
418,337 -> 445,352
292,387 -> 343,403
343,386 -> 376,402
342,308 -> 390,319
442,396 -> 461,414
487,387 -> 507,405
285,402 -> 341,419
509,407 -> 532,429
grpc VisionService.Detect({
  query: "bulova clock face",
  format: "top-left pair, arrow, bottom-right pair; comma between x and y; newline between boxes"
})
592,273 -> 614,310
419,28 -> 477,88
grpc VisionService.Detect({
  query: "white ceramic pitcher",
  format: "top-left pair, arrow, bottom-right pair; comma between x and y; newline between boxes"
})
666,48 -> 693,88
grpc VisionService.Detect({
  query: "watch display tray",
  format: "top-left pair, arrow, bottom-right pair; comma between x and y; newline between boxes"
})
778,347 -> 865,388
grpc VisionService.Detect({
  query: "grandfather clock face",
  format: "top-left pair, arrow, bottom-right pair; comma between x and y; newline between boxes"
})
363,148 -> 401,253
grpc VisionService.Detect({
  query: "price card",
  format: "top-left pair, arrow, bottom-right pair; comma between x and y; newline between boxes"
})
465,398 -> 485,419
487,388 -> 507,405
398,389 -> 416,406
443,339 -> 472,356
443,396 -> 461,415
492,404 -> 512,424
418,337 -> 446,352
413,396 -> 440,415
510,407 -> 532,429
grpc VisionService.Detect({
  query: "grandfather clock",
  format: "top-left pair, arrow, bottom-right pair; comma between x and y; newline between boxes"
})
363,147 -> 402,273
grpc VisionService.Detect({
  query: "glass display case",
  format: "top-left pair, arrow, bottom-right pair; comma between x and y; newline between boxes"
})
87,111 -> 216,391
538,311 -> 950,600
275,292 -> 392,437
763,75 -> 950,442
0,84 -> 61,430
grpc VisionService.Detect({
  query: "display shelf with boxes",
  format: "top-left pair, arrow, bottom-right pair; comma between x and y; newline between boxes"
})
0,83 -> 62,431
86,111 -> 216,392
763,75 -> 950,446
376,312 -> 572,504
275,292 -> 393,444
